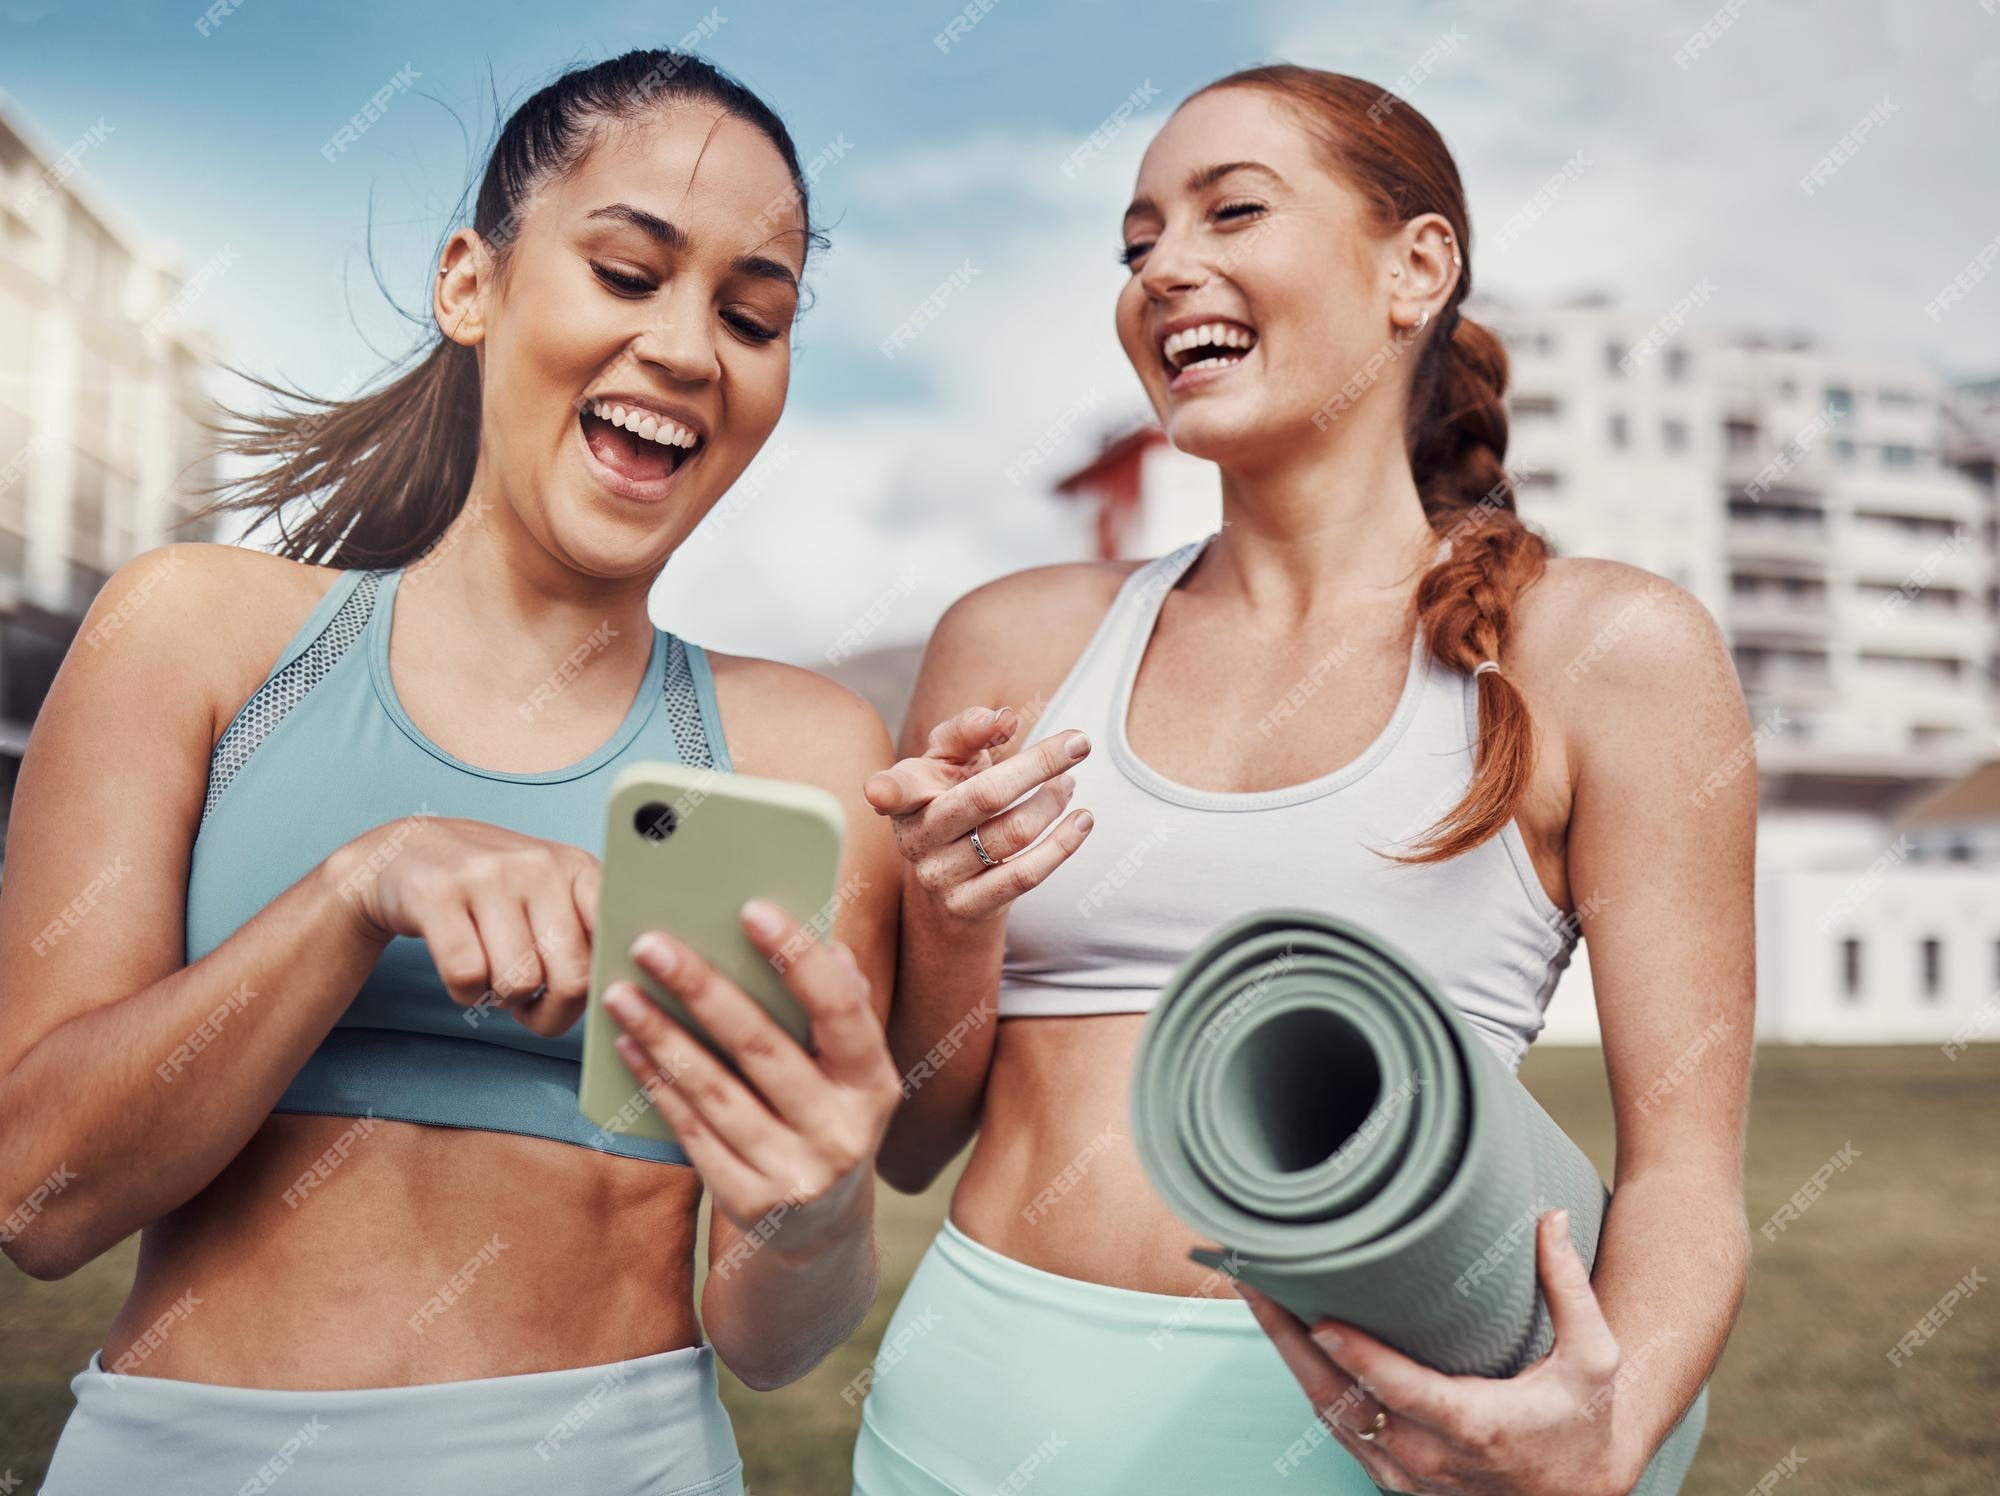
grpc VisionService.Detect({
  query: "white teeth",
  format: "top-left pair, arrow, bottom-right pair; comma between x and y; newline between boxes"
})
1161,321 -> 1257,368
586,399 -> 700,449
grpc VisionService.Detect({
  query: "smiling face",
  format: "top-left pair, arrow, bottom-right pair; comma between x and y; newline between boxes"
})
1116,87 -> 1409,465
437,105 -> 806,577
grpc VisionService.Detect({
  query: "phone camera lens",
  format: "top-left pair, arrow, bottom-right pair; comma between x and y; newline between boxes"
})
635,802 -> 677,842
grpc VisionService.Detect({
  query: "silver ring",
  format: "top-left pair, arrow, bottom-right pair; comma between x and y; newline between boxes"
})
1354,1408 -> 1387,1442
968,825 -> 1000,868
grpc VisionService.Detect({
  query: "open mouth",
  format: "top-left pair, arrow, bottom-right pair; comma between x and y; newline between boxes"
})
1160,319 -> 1258,383
577,397 -> 703,489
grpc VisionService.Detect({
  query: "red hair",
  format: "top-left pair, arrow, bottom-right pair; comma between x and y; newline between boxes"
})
1195,65 -> 1549,863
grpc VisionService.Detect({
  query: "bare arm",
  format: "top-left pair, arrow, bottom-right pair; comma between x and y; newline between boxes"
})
865,574 -> 1112,1193
0,546 -> 394,1278
1554,566 -> 1756,1469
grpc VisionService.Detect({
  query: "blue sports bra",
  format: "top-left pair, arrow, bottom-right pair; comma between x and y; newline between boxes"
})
184,562 -> 732,1166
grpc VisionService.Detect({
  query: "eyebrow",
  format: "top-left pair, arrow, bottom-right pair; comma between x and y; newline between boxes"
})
583,202 -> 801,292
1122,161 -> 1288,227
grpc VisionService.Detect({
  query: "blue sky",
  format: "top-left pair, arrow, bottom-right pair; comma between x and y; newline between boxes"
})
5,0 -> 1997,659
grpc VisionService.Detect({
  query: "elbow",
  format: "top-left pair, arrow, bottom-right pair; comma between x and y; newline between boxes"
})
876,1148 -> 941,1197
3,1221 -> 97,1282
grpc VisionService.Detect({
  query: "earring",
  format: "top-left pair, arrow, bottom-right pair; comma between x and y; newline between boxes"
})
1391,266 -> 1403,278
1416,308 -> 1430,332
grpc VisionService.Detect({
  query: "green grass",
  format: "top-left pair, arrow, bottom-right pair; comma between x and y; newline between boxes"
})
4,1046 -> 1994,1494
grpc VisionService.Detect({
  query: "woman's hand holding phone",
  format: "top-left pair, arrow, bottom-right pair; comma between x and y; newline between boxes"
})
601,899 -> 900,1254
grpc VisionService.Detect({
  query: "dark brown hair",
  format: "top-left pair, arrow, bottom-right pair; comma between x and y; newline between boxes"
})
1196,64 -> 1550,863
187,49 -> 824,570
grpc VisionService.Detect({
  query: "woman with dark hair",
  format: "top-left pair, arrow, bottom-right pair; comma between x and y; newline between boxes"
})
0,49 -> 901,1494
855,66 -> 1750,1494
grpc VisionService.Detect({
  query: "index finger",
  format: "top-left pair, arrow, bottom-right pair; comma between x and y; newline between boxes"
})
929,728 -> 1090,839
752,901 -> 893,1088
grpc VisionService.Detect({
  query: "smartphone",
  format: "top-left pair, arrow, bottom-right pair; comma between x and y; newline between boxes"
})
578,760 -> 846,1144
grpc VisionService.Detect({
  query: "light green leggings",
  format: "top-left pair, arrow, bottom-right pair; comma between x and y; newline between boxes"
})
851,1215 -> 1380,1494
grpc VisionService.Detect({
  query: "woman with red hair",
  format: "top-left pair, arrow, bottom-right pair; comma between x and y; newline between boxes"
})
855,65 -> 1749,1495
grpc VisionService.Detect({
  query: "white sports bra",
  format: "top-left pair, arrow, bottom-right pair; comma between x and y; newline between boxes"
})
994,531 -> 1576,1071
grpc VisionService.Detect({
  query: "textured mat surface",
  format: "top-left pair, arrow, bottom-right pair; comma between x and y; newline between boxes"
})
1131,908 -> 1706,1495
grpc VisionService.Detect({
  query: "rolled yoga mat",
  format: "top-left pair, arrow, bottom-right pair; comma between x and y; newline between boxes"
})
1131,908 -> 1707,1496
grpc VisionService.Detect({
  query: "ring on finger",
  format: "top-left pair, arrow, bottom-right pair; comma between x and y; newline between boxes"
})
968,824 -> 1001,868
1353,1408 -> 1387,1442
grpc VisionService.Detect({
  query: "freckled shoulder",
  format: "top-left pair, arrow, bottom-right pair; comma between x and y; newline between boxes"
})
903,558 -> 1146,761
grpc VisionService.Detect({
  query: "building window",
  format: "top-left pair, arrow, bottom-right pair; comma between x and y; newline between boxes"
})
1512,394 -> 1560,419
1662,418 -> 1690,451
1883,444 -> 1917,468
1825,386 -> 1853,417
1725,420 -> 1759,452
1920,938 -> 1943,1000
1664,347 -> 1690,382
1834,439 -> 1856,463
1608,412 -> 1629,448
1841,939 -> 1862,1000
1605,342 -> 1626,375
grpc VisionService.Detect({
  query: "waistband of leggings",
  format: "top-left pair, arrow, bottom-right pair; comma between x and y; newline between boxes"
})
74,1339 -> 717,1414
934,1214 -> 1260,1333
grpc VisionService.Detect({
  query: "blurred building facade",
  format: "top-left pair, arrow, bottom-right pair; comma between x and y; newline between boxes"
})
1051,294 -> 2000,1047
0,96 -> 221,848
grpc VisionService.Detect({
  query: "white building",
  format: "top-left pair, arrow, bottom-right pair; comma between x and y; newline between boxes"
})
1048,295 -> 2000,1047
0,95 -> 220,836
